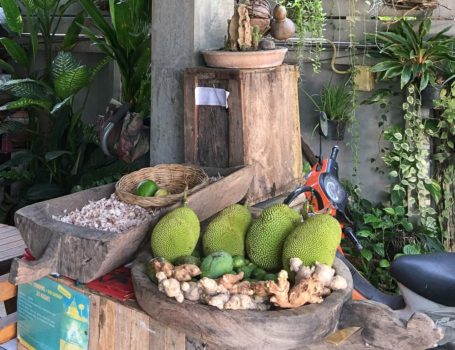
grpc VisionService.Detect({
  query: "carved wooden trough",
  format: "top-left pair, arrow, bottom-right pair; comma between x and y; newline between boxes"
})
132,251 -> 353,350
9,166 -> 254,285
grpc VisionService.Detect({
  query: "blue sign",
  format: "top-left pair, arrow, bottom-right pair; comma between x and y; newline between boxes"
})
18,277 -> 89,350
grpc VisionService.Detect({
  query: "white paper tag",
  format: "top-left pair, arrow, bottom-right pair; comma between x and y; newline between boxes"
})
195,87 -> 230,109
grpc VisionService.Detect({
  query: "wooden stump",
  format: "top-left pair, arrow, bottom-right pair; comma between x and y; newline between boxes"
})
339,300 -> 444,350
184,65 -> 303,204
132,251 -> 353,350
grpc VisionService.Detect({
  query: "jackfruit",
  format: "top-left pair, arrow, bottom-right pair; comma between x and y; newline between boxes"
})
202,204 -> 252,257
200,251 -> 233,278
150,206 -> 200,263
282,214 -> 341,270
246,204 -> 301,271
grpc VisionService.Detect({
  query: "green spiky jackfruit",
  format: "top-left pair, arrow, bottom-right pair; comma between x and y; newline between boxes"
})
202,204 -> 252,257
282,214 -> 341,270
150,206 -> 200,263
245,204 -> 301,271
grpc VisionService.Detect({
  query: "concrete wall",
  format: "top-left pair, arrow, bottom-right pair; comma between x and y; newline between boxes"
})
149,0 -> 234,165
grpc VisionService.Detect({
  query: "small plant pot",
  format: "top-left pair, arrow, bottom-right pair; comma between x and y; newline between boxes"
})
326,120 -> 346,141
421,84 -> 444,109
319,112 -> 347,141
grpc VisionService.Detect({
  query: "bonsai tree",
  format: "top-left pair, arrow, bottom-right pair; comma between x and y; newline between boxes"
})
370,19 -> 455,92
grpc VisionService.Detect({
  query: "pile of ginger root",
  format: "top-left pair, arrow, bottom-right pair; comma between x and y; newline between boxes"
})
149,257 -> 347,310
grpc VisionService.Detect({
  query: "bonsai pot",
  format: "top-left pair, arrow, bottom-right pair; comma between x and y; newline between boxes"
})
201,48 -> 288,69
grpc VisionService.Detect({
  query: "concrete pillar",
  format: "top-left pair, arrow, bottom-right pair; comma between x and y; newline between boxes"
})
150,0 -> 234,165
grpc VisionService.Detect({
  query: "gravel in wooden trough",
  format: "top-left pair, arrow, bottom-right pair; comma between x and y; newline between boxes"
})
54,193 -> 156,233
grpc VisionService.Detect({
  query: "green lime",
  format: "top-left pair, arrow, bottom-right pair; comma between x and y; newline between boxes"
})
232,255 -> 246,269
136,180 -> 159,197
154,188 -> 169,197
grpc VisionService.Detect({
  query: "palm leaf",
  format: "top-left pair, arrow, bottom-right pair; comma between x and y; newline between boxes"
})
1,0 -> 24,34
0,59 -> 14,74
62,11 -> 84,51
0,38 -> 29,67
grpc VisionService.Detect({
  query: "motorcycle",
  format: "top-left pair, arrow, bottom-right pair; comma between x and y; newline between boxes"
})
284,145 -> 455,345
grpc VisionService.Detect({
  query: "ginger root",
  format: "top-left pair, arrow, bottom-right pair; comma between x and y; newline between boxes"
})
207,293 -> 230,310
160,278 -> 184,303
330,275 -> 348,290
312,263 -> 335,287
217,272 -> 244,289
181,281 -> 201,301
268,270 -> 292,308
152,260 -> 201,282
225,294 -> 257,310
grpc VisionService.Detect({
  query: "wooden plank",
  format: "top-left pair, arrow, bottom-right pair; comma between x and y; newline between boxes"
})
130,311 -> 151,350
0,322 -> 16,344
228,76 -> 245,166
115,301 -> 132,350
88,294 -> 101,350
241,65 -> 303,203
184,71 -> 198,164
0,279 -> 16,301
96,298 -> 116,350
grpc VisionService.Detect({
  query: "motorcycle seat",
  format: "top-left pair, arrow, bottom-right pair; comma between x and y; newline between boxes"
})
391,252 -> 455,307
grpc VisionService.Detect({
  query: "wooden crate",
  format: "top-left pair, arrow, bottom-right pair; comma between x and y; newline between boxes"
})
184,65 -> 303,204
16,276 -> 189,350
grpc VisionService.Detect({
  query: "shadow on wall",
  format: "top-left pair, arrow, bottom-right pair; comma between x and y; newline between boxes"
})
294,59 -> 405,203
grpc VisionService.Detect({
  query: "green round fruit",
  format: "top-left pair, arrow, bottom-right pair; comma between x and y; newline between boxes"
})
237,263 -> 256,279
233,255 -> 246,269
154,188 -> 169,197
263,273 -> 277,282
136,180 -> 159,197
200,251 -> 233,278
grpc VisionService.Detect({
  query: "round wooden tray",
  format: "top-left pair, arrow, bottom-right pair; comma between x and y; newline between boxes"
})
201,48 -> 288,69
132,251 -> 353,349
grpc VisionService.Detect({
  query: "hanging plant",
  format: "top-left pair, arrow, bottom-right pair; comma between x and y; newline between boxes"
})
279,0 -> 326,73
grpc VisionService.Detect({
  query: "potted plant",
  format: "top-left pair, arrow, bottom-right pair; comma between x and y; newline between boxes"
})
305,83 -> 354,141
370,19 -> 455,107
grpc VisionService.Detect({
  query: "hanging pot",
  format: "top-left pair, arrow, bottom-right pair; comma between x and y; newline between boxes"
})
319,112 -> 346,141
421,84 -> 444,109
384,0 -> 438,10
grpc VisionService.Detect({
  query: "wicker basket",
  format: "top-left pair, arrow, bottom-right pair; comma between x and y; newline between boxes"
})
115,164 -> 209,208
384,0 -> 438,10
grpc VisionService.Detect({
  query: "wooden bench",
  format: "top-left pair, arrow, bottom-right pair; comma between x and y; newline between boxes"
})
0,224 -> 26,344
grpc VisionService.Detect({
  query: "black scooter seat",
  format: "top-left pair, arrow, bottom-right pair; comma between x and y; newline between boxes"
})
391,253 -> 455,307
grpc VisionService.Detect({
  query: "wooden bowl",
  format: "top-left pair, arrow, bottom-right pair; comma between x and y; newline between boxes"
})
132,251 -> 353,349
201,48 -> 288,69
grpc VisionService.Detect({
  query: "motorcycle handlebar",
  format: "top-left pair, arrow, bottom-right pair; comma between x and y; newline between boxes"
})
330,146 -> 340,161
283,186 -> 324,210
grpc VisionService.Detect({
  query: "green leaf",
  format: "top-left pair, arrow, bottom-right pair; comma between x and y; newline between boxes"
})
80,0 -> 118,48
401,220 -> 413,232
62,11 -> 84,51
51,96 -> 73,115
0,38 -> 29,67
383,207 -> 395,215
0,78 -> 54,99
1,0 -> 23,33
357,229 -> 373,238
379,259 -> 390,268
54,66 -> 92,99
401,65 -> 412,89
374,243 -> 385,257
44,150 -> 72,161
370,60 -> 402,73
424,180 -> 442,203
389,170 -> 398,178
52,51 -> 80,81
0,97 -> 52,111
361,249 -> 373,262
403,244 -> 421,255
0,59 -> 14,74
